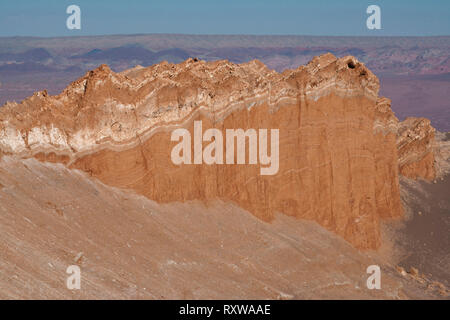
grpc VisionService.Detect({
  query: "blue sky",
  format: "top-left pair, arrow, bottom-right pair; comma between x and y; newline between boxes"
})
1,0 -> 449,37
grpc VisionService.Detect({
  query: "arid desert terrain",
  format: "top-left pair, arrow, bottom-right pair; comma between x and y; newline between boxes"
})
0,36 -> 448,299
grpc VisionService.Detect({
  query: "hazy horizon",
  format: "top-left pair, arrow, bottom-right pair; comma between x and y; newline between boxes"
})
2,33 -> 450,39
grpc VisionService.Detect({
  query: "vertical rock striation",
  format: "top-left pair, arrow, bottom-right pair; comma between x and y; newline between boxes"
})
0,54 -> 406,249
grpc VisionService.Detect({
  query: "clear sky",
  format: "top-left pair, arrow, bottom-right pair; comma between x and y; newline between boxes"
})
1,0 -> 449,37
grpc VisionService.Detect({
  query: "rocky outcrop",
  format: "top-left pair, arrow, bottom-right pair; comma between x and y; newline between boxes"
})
433,131 -> 450,179
0,54 -> 404,249
397,118 -> 436,180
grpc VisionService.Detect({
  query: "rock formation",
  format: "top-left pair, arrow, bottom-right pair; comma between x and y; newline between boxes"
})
397,118 -> 436,180
433,131 -> 450,178
0,54 -> 406,249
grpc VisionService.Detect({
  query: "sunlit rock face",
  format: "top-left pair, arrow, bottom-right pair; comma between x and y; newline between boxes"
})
0,54 -> 408,249
397,117 -> 436,181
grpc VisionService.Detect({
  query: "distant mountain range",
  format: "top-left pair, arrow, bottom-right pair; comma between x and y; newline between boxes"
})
0,34 -> 449,130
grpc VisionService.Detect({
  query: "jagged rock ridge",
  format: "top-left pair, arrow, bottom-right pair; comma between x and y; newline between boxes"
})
0,54 -> 406,249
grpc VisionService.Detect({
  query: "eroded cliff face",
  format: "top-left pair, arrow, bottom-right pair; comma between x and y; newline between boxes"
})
397,118 -> 436,181
0,54 -> 405,249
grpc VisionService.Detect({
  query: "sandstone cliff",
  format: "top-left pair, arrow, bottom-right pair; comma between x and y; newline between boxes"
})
0,54 -> 405,249
397,118 -> 436,180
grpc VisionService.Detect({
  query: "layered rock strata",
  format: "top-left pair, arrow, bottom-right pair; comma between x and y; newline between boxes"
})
0,54 -> 405,249
397,118 -> 436,180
